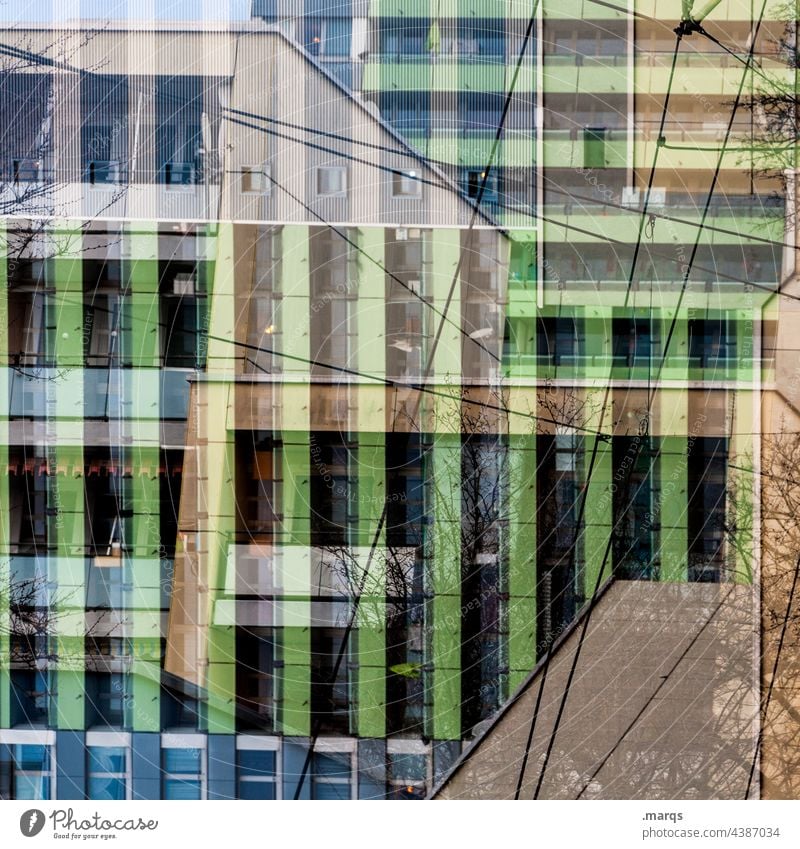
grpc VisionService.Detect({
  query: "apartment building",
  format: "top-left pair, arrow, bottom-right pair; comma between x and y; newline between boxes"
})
0,0 -> 786,801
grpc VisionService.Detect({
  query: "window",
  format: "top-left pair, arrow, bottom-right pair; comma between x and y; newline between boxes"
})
385,434 -> 427,737
310,435 -> 354,547
83,296 -> 125,371
688,317 -> 736,368
162,747 -> 204,800
251,0 -> 276,20
612,317 -> 659,368
8,289 -> 52,368
243,226 -> 282,375
160,261 -> 206,368
378,92 -> 431,136
385,230 -> 432,379
536,316 -> 582,366
161,687 -> 202,730
310,628 -> 353,734
0,74 -> 53,182
386,434 -> 426,548
462,168 -> 498,203
458,92 -> 505,135
237,748 -> 278,800
87,160 -> 120,186
386,299 -> 426,378
156,76 -> 203,187
242,164 -> 271,194
688,437 -> 728,582
303,17 -> 351,57
379,18 -> 430,57
537,434 -> 583,647
84,453 -> 127,558
311,752 -> 352,800
81,75 -> 128,185
12,158 -> 42,183
10,670 -> 51,726
387,752 -> 427,800
309,227 -> 358,373
316,166 -> 347,197
461,435 -> 507,729
7,452 -> 49,553
392,170 -> 422,198
236,629 -> 276,731
10,745 -> 53,800
457,19 -> 505,60
612,437 -> 658,579
583,127 -> 607,168
87,747 -> 128,800
85,672 -> 128,728
164,161 -> 196,187
236,433 -> 280,541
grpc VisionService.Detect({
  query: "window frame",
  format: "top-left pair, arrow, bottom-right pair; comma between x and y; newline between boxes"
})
315,166 -> 348,198
86,741 -> 131,801
236,739 -> 281,800
161,739 -> 207,801
241,163 -> 272,195
392,169 -> 423,198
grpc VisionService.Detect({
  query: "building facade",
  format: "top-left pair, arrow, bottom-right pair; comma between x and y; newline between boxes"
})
0,1 -> 786,801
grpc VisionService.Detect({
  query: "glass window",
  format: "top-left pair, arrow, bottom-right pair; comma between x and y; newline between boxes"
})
462,169 -> 498,203
379,18 -> 430,57
457,20 -> 505,59
237,749 -> 278,800
156,76 -> 203,186
316,166 -> 347,197
612,437 -> 659,580
688,437 -> 728,582
242,164 -> 271,194
87,746 -> 128,801
163,778 -> 202,800
387,752 -> 427,799
81,75 -> 128,185
311,752 -> 351,800
392,170 -> 422,198
162,747 -> 204,800
378,92 -> 431,135
536,316 -> 582,366
84,672 -> 128,728
583,128 -> 607,168
688,317 -> 736,367
612,317 -> 660,367
12,745 -> 52,800
0,74 -> 53,181
458,92 -> 505,134
163,747 -> 201,773
303,18 -> 351,58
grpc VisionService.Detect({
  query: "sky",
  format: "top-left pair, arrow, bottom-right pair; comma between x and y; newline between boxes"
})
0,0 -> 251,23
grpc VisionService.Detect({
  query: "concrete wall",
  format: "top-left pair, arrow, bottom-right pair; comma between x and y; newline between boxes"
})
432,580 -> 757,799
